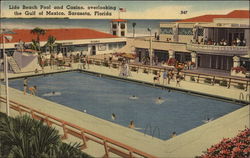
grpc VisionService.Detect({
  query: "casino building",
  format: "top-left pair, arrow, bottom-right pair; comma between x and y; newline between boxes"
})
133,10 -> 250,72
0,28 -> 127,58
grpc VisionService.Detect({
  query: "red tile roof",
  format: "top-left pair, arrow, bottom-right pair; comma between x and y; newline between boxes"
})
177,15 -> 226,23
1,28 -> 118,43
177,10 -> 249,23
111,19 -> 127,22
226,10 -> 250,18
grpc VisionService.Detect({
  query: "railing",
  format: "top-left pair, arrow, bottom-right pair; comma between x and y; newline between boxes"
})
41,56 -> 250,92
0,96 -> 157,158
186,43 -> 249,53
83,57 -> 250,92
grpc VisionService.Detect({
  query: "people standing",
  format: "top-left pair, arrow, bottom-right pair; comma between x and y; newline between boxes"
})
171,132 -> 177,138
29,86 -> 37,96
176,74 -> 181,87
23,77 -> 28,95
129,120 -> 135,129
162,69 -> 167,85
167,70 -> 171,84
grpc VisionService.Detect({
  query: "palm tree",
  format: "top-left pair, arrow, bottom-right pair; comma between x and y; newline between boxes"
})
30,39 -> 40,51
132,22 -> 136,38
45,35 -> 56,54
0,113 -> 91,158
30,27 -> 46,44
0,115 -> 60,158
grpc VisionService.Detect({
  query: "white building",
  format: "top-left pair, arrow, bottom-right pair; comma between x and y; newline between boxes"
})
0,28 -> 127,58
134,10 -> 250,72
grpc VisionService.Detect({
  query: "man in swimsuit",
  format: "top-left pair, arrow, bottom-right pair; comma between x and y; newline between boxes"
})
23,77 -> 28,95
162,69 -> 167,85
129,120 -> 135,129
29,86 -> 37,96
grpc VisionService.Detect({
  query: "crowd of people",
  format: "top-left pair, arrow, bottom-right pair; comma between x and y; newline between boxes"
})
153,68 -> 184,87
199,128 -> 250,158
191,36 -> 246,47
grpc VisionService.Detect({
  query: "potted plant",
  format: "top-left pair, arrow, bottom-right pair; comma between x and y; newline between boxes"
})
231,66 -> 247,77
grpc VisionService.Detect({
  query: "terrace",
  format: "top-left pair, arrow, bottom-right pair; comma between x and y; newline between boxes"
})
186,43 -> 249,55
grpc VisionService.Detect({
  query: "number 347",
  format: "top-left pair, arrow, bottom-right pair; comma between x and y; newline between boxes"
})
181,11 -> 188,14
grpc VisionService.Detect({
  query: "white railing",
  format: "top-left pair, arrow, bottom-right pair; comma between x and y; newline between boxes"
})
187,43 -> 249,53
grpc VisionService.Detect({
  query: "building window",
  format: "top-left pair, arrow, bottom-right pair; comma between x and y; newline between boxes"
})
113,31 -> 116,35
198,28 -> 204,36
120,23 -> 125,29
98,44 -> 106,51
121,31 -> 125,36
160,27 -> 173,34
118,42 -> 126,48
71,45 -> 88,52
109,43 -> 118,50
178,28 -> 193,35
112,24 -> 117,29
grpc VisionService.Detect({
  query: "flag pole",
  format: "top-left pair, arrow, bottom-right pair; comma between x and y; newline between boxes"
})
3,33 -> 10,116
118,9 -> 120,19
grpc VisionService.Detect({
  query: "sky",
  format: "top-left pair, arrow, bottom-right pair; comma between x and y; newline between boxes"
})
1,1 -> 249,19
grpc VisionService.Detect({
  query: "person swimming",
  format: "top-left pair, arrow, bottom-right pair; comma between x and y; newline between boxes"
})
129,95 -> 138,100
128,120 -> 135,129
42,91 -> 61,97
202,117 -> 213,123
155,97 -> 165,104
111,113 -> 116,120
170,132 -> 177,138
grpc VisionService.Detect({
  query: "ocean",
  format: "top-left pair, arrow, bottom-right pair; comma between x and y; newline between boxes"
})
1,18 -> 177,36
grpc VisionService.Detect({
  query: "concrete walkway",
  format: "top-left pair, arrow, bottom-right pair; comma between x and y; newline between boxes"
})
0,63 -> 249,157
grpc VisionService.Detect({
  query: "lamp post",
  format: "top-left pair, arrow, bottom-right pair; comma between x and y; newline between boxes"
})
1,29 -> 14,116
147,27 -> 153,66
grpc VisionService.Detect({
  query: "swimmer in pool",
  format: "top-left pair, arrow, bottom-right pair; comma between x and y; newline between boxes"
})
202,117 -> 213,123
42,91 -> 61,97
128,120 -> 135,129
129,95 -> 138,100
155,97 -> 165,104
111,113 -> 116,120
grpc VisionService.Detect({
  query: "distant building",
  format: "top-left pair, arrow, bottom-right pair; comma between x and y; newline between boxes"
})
110,19 -> 127,37
134,10 -> 250,71
0,28 -> 127,58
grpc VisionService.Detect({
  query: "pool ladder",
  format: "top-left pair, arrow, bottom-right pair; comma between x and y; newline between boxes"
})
239,92 -> 250,102
144,123 -> 161,138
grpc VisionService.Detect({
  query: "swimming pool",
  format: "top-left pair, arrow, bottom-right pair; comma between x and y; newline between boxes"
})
9,71 -> 242,140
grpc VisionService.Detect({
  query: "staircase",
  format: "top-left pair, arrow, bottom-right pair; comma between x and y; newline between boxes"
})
8,57 -> 21,73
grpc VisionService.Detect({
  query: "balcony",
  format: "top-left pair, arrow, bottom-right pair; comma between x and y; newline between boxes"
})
186,43 -> 249,55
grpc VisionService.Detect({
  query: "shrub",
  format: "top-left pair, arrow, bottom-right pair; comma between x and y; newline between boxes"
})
204,78 -> 212,84
95,61 -> 101,65
167,58 -> 176,66
143,69 -> 149,74
153,70 -> 158,75
219,80 -> 227,87
199,128 -> 250,158
131,67 -> 137,72
190,76 -> 195,82
112,64 -> 118,68
0,113 -> 92,158
231,66 -> 247,74
103,61 -> 109,67
234,83 -> 245,90
214,79 -> 220,84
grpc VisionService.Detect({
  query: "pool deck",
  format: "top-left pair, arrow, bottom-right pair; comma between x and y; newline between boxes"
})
0,64 -> 249,157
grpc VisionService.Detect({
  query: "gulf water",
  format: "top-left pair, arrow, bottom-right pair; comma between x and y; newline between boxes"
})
1,18 -> 177,36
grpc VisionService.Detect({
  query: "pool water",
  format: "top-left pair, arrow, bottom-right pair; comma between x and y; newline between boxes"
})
9,72 -> 241,140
